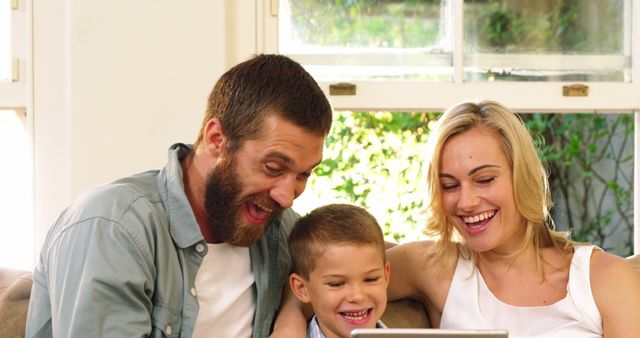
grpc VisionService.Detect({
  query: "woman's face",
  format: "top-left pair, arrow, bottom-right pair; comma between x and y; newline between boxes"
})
438,126 -> 524,253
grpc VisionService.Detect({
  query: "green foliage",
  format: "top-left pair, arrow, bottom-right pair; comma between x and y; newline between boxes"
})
287,0 -> 442,48
308,111 -> 439,243
523,113 -> 634,256
307,112 -> 634,255
466,0 -> 623,53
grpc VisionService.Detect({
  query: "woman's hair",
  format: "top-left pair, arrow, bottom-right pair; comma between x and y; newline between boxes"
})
424,100 -> 572,273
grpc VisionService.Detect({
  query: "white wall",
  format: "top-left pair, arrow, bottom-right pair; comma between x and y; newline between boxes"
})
32,0 -> 257,258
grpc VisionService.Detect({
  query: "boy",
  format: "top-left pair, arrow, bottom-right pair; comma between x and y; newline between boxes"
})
288,204 -> 390,338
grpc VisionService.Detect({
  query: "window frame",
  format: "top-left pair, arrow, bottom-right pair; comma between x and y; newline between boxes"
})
0,0 -> 29,108
257,0 -> 640,254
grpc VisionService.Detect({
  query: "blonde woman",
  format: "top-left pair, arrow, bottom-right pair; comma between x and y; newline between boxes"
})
387,100 -> 640,338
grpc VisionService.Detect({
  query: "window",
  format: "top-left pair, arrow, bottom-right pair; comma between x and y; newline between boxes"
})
0,110 -> 33,269
0,0 -> 32,270
261,0 -> 640,254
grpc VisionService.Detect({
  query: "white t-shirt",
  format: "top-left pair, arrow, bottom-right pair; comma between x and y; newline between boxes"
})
192,243 -> 256,338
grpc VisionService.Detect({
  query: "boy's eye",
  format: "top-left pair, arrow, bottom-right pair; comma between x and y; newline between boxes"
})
327,281 -> 344,288
364,277 -> 380,283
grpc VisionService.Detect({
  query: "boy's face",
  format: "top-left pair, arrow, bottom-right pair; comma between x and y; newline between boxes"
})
290,243 -> 390,338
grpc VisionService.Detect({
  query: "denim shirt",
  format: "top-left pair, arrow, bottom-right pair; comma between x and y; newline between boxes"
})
26,143 -> 297,338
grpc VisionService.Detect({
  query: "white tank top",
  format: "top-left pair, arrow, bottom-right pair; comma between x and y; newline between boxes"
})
440,245 -> 602,338
192,243 -> 256,338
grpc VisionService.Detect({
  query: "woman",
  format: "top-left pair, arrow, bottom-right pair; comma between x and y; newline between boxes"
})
387,100 -> 640,337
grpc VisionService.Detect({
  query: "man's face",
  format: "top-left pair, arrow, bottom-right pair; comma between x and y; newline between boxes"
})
204,115 -> 325,247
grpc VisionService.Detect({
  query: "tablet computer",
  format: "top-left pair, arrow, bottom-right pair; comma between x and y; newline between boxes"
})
349,328 -> 509,338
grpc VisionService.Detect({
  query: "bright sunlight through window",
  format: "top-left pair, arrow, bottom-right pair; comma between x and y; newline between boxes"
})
0,110 -> 33,270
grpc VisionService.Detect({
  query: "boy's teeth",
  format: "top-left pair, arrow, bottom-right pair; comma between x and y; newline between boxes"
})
343,310 -> 368,320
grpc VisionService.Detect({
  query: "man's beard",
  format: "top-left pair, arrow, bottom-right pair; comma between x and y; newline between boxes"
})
203,154 -> 283,246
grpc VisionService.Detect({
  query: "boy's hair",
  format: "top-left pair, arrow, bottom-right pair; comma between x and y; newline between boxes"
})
288,203 -> 386,279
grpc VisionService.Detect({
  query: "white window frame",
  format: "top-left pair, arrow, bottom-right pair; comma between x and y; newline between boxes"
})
0,0 -> 29,108
255,0 -> 640,253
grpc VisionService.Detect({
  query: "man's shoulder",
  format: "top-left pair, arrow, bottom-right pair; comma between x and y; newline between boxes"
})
60,170 -> 165,228
277,208 -> 300,234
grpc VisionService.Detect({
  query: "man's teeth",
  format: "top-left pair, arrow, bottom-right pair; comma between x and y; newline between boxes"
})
342,310 -> 369,320
254,202 -> 272,212
463,211 -> 495,224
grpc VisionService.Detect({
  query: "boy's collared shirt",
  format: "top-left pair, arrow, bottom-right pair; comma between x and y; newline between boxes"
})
307,315 -> 387,338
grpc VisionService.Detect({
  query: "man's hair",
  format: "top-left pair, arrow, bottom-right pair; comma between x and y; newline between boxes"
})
194,54 -> 333,153
288,203 -> 386,279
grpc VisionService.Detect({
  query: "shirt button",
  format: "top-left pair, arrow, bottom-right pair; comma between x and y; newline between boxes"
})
191,287 -> 197,297
165,325 -> 172,335
195,243 -> 205,253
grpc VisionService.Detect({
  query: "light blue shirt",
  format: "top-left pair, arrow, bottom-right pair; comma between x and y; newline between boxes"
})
26,143 -> 297,338
307,316 -> 387,338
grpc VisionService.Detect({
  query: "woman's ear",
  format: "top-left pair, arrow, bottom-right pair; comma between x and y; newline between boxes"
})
203,118 -> 228,156
289,273 -> 312,304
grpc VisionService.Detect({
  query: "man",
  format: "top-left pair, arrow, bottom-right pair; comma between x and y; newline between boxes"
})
26,54 -> 333,338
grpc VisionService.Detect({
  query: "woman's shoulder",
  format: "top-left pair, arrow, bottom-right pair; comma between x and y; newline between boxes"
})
588,248 -> 640,335
589,248 -> 638,280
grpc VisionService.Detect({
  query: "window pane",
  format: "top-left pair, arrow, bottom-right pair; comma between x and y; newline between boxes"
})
296,111 -> 634,256
464,0 -> 630,82
279,0 -> 452,81
0,0 -> 11,81
0,110 -> 33,269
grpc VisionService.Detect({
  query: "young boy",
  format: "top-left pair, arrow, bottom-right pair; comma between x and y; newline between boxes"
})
288,203 -> 390,338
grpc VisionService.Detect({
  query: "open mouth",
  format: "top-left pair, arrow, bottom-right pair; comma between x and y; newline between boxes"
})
340,308 -> 372,325
459,210 -> 496,236
462,210 -> 496,226
244,201 -> 272,225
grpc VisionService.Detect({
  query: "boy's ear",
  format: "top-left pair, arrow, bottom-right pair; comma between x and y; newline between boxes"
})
384,260 -> 391,287
289,273 -> 312,303
203,118 -> 228,156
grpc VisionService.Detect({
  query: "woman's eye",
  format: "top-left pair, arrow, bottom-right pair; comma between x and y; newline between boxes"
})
441,183 -> 458,191
365,277 -> 380,283
478,177 -> 496,184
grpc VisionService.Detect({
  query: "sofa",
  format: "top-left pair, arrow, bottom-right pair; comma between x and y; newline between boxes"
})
2,255 -> 639,337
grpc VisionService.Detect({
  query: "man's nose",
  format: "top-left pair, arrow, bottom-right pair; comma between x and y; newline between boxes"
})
269,175 -> 297,209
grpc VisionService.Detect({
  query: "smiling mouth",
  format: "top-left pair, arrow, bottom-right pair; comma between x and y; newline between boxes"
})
341,309 -> 372,322
462,210 -> 496,225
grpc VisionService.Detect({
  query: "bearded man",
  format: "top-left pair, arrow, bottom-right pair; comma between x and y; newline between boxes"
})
26,54 -> 333,338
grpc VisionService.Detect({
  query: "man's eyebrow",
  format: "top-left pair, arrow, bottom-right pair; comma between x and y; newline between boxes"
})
265,151 -> 322,172
265,151 -> 292,164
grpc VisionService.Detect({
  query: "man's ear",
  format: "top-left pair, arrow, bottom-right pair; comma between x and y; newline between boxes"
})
289,273 -> 312,304
203,118 -> 228,156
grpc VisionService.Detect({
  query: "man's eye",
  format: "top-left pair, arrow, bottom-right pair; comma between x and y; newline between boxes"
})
264,164 -> 283,175
327,282 -> 344,288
